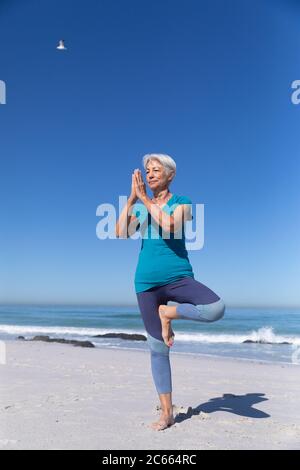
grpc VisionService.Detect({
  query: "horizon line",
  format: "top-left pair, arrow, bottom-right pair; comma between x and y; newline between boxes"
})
0,302 -> 300,309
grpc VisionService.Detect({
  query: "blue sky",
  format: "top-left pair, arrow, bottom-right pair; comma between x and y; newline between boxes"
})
0,0 -> 299,307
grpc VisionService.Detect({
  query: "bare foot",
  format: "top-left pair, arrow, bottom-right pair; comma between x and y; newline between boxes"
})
151,413 -> 175,431
158,305 -> 175,347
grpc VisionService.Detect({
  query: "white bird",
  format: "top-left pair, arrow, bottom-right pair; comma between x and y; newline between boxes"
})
56,39 -> 67,50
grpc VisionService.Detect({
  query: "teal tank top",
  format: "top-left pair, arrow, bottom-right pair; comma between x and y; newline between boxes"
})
132,194 -> 194,293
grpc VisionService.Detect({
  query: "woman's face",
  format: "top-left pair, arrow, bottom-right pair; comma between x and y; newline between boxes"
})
145,160 -> 171,191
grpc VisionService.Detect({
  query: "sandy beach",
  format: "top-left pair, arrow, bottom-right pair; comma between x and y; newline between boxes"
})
1,340 -> 299,450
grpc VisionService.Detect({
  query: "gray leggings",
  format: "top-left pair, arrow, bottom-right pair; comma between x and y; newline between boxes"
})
136,276 -> 225,394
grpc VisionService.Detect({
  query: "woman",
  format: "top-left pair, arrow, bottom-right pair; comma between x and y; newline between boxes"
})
115,153 -> 225,431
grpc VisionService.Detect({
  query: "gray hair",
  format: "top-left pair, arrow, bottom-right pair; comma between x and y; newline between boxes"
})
142,153 -> 176,179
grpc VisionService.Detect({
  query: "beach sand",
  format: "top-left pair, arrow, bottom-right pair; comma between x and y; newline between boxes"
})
0,340 -> 299,450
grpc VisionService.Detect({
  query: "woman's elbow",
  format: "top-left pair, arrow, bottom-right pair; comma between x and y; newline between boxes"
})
115,225 -> 125,238
115,226 -> 130,239
170,223 -> 184,234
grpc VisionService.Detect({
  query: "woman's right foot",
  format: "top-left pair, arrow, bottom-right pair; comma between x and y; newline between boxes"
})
151,413 -> 175,431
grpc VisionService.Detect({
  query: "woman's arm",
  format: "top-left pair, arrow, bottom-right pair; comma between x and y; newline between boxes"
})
140,197 -> 191,233
115,196 -> 140,238
115,171 -> 140,238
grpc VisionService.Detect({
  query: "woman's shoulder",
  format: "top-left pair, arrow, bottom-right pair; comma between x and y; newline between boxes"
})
172,194 -> 192,205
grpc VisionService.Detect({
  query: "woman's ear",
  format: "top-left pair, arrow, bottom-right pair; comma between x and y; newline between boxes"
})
168,170 -> 175,182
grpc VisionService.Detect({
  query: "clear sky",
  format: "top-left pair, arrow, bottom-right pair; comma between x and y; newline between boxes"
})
1,0 -> 299,307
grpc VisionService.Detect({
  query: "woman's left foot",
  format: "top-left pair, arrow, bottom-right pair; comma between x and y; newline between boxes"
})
158,305 -> 175,347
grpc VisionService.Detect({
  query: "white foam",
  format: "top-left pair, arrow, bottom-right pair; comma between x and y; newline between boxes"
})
0,324 -> 139,337
174,327 -> 300,345
0,324 -> 299,346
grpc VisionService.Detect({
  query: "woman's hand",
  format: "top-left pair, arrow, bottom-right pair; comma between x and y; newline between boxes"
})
129,170 -> 139,203
134,169 -> 147,202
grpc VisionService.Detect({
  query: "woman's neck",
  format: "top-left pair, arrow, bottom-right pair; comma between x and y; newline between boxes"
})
152,188 -> 171,202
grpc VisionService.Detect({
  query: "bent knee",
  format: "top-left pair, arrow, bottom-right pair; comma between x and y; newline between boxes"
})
200,298 -> 225,322
210,298 -> 225,321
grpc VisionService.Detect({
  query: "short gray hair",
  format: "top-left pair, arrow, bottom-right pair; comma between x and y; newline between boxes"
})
142,153 -> 176,179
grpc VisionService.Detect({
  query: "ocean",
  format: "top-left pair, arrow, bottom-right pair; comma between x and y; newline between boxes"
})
0,304 -> 300,365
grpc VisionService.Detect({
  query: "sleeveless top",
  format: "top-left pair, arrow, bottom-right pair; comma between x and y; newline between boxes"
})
132,193 -> 194,293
